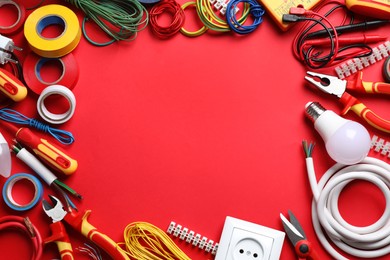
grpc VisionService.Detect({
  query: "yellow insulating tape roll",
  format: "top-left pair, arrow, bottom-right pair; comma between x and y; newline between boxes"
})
24,4 -> 81,58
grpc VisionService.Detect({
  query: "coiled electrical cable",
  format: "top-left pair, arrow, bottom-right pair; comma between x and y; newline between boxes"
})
303,141 -> 390,259
0,108 -> 74,145
180,1 -> 208,37
225,0 -> 264,34
196,0 -> 249,32
0,216 -> 43,260
65,0 -> 148,46
149,0 -> 186,39
119,222 -> 191,260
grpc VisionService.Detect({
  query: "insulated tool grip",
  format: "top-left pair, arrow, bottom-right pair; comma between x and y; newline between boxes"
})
351,103 -> 390,133
295,240 -> 318,260
362,81 -> 390,94
0,68 -> 28,102
44,222 -> 74,260
65,210 -> 130,260
16,128 -> 78,175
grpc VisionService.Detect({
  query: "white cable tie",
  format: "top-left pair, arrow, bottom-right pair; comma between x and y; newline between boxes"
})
173,225 -> 181,237
193,234 -> 201,246
187,230 -> 194,243
209,0 -> 216,4
167,221 -> 175,234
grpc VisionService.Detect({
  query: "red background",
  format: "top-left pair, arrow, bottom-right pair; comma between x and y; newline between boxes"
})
0,0 -> 389,259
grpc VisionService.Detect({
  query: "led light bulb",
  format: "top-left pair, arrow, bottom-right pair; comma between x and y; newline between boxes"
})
305,102 -> 371,165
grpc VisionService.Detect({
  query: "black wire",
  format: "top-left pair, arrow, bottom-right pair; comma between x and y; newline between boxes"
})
298,17 -> 336,69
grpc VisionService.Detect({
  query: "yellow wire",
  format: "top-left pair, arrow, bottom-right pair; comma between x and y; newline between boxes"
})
118,222 -> 191,260
180,1 -> 208,37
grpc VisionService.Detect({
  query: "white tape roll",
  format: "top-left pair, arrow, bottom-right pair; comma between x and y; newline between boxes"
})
37,85 -> 76,124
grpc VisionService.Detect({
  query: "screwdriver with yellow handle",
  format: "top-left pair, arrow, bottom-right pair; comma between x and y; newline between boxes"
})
0,120 -> 77,175
0,68 -> 27,102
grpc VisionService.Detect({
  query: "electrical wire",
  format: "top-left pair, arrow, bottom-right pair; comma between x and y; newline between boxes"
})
225,0 -> 264,34
149,0 -> 186,39
12,143 -> 81,212
303,141 -> 390,259
65,0 -> 148,46
195,0 -> 250,32
180,1 -> 208,37
0,216 -> 43,260
0,108 -> 74,145
119,222 -> 191,260
77,243 -> 103,260
290,2 -> 372,69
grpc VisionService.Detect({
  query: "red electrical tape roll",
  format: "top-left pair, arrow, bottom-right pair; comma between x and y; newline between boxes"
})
23,52 -> 79,95
0,1 -> 26,35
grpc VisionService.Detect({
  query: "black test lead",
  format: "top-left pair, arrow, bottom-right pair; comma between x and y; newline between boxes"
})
12,143 -> 82,211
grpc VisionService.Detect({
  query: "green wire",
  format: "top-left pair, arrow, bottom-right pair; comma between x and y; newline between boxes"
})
65,0 -> 149,46
302,140 -> 315,158
54,179 -> 83,199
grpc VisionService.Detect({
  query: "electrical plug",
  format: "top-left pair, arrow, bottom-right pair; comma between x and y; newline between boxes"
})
0,34 -> 22,64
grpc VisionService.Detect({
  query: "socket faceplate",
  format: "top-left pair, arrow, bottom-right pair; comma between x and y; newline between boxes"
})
215,216 -> 285,260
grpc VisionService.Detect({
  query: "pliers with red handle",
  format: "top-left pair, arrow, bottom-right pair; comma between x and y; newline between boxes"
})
42,195 -> 130,260
280,210 -> 318,260
305,71 -> 390,133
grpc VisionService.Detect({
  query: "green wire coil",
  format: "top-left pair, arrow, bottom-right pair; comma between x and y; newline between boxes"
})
65,0 -> 149,46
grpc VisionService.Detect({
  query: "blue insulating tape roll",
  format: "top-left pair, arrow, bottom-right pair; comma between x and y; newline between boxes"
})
2,173 -> 43,211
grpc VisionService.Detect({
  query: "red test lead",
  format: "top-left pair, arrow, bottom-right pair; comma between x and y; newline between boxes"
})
304,35 -> 388,47
0,121 -> 78,175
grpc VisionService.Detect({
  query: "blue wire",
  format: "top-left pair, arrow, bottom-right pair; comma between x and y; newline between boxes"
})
0,108 -> 75,145
226,0 -> 265,34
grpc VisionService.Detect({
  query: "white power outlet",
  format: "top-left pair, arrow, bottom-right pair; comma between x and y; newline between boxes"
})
215,216 -> 285,260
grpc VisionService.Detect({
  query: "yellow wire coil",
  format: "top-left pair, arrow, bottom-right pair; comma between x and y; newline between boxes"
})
118,222 -> 191,260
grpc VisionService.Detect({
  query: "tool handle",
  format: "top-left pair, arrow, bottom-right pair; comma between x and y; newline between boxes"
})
65,210 -> 130,260
351,103 -> 390,133
44,222 -> 74,260
340,93 -> 390,133
0,68 -> 28,102
362,81 -> 390,94
16,128 -> 78,175
295,240 -> 318,260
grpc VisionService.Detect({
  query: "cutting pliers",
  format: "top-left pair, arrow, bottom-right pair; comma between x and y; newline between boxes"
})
305,71 -> 390,133
280,211 -> 318,260
42,195 -> 130,260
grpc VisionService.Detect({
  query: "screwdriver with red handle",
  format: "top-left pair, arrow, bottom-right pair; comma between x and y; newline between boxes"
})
0,120 -> 77,175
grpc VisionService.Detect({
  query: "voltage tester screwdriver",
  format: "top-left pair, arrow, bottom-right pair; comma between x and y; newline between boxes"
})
0,120 -> 78,175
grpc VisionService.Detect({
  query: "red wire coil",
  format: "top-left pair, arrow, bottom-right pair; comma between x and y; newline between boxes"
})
0,216 -> 43,260
149,0 -> 185,39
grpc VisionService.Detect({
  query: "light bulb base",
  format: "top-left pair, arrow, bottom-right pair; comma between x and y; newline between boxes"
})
305,102 -> 326,122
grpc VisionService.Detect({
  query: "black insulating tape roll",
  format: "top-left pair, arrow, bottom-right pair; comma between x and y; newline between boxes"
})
383,56 -> 390,83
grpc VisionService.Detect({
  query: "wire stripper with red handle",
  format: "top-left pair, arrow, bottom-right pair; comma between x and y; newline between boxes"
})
43,195 -> 130,260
